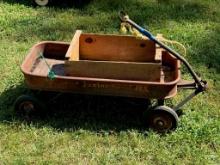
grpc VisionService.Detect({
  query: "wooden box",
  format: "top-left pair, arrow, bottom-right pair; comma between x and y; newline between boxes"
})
64,30 -> 164,82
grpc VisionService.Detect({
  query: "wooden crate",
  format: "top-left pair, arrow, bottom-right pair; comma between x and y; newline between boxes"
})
64,30 -> 164,82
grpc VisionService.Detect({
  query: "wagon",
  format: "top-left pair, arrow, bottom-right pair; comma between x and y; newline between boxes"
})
15,13 -> 207,132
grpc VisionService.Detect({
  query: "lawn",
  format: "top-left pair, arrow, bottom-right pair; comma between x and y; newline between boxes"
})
0,0 -> 220,164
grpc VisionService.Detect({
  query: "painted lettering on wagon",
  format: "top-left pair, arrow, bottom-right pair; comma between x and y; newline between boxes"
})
75,81 -> 149,93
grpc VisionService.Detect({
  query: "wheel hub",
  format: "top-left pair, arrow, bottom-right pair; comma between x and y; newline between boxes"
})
19,101 -> 35,113
153,116 -> 171,130
157,120 -> 165,127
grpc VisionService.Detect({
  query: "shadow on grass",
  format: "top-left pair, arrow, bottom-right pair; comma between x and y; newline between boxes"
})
2,0 -> 216,42
0,84 -> 150,133
2,0 -> 215,44
3,0 -> 92,8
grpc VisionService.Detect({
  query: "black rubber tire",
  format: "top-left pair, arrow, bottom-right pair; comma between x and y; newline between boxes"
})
74,0 -> 83,5
176,109 -> 184,116
144,106 -> 179,133
34,0 -> 50,6
74,0 -> 90,8
14,95 -> 46,118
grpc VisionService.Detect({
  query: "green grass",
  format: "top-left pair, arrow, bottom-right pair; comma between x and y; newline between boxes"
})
0,0 -> 220,164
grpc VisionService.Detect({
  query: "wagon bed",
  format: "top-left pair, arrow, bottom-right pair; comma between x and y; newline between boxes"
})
21,32 -> 180,99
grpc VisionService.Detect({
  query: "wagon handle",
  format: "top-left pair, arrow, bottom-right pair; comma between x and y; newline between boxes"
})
119,11 -> 207,93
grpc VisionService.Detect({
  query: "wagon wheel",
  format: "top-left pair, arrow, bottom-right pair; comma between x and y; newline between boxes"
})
34,0 -> 50,6
74,0 -> 84,7
14,95 -> 46,119
144,106 -> 179,133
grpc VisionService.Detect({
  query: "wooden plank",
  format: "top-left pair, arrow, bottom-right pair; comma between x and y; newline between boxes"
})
155,45 -> 163,62
160,68 -> 165,83
65,60 -> 161,81
155,34 -> 163,62
65,30 -> 82,60
78,34 -> 156,62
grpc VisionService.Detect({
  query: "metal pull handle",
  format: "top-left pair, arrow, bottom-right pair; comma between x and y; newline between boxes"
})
119,12 -> 207,92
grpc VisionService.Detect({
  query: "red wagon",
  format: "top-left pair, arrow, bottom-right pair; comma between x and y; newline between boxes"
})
15,14 -> 207,132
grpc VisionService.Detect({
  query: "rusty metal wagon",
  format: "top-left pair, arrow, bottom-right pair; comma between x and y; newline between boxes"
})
15,13 -> 207,132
